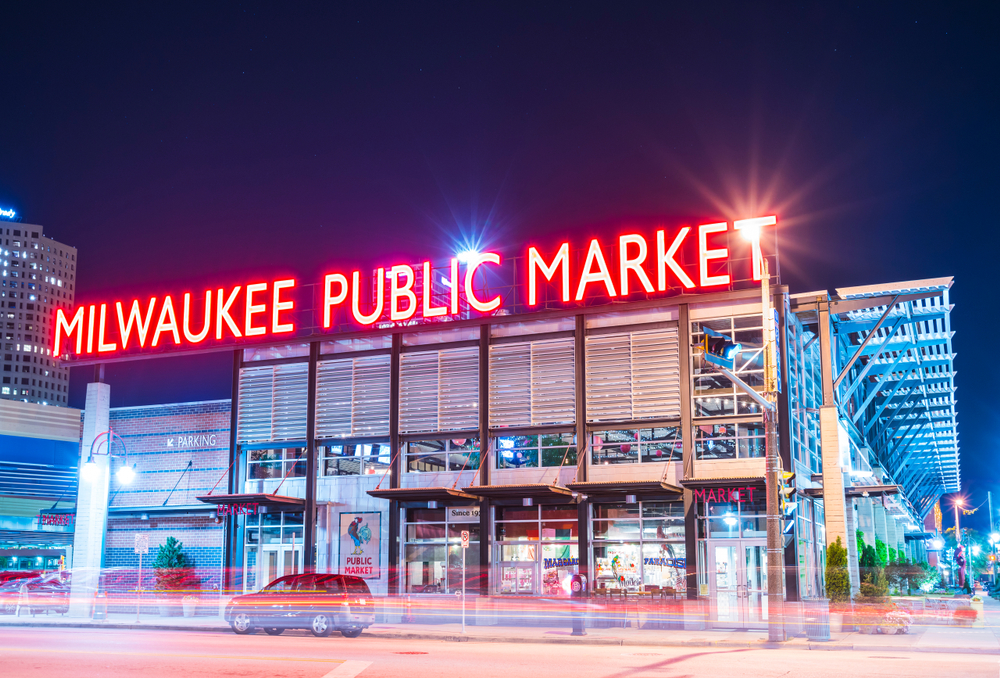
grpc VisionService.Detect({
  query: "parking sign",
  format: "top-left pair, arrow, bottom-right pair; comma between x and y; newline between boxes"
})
134,533 -> 149,555
461,530 -> 470,549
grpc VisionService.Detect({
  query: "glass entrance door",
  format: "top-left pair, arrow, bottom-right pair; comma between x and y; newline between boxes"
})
260,545 -> 301,589
708,540 -> 767,628
496,544 -> 537,594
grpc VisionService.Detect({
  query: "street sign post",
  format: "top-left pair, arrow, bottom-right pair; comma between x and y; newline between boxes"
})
461,530 -> 470,634
134,534 -> 149,623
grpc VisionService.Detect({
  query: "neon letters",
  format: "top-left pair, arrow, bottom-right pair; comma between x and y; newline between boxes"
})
53,217 -> 773,359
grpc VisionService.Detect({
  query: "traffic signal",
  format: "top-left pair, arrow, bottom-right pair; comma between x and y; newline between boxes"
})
780,471 -> 796,513
700,328 -> 742,370
780,471 -> 796,547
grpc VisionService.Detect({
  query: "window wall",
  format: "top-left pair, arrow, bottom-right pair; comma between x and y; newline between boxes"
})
591,501 -> 686,592
247,447 -> 306,480
320,441 -> 391,476
590,427 -> 681,465
495,433 -> 576,469
406,438 -> 480,473
495,505 -> 579,596
694,422 -> 765,460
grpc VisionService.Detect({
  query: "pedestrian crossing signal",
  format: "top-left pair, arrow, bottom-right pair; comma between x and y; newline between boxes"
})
700,328 -> 742,370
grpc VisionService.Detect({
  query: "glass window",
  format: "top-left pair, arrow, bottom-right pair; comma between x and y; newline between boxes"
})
495,433 -> 575,469
591,500 -> 686,593
407,438 -> 480,473
691,315 -> 765,417
321,442 -> 391,476
694,422 -> 765,460
592,428 -> 681,465
247,447 -> 306,480
403,506 -> 480,594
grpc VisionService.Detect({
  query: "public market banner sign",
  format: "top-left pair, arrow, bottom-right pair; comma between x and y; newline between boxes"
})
339,511 -> 381,579
53,217 -> 774,362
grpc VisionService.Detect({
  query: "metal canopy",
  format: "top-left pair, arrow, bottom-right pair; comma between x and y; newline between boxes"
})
463,483 -> 575,501
367,486 -> 479,502
195,493 -> 305,508
565,480 -> 684,497
830,278 -> 958,516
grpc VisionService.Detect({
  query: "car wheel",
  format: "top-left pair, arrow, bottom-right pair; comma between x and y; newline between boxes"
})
341,627 -> 363,638
310,614 -> 332,637
231,613 -> 255,635
2,601 -> 16,615
263,627 -> 284,636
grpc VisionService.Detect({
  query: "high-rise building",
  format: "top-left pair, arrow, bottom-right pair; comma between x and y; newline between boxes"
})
0,222 -> 77,406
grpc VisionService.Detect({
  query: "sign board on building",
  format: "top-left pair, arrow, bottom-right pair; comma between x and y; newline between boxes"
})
52,217 -> 775,362
339,512 -> 381,579
691,486 -> 757,504
39,514 -> 74,526
167,434 -> 218,448
134,533 -> 149,555
218,502 -> 259,517
447,506 -> 480,523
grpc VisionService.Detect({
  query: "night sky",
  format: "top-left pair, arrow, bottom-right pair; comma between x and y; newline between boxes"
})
1,4 -> 996,530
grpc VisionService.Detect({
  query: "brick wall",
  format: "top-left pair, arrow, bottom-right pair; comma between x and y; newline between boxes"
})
104,400 -> 231,589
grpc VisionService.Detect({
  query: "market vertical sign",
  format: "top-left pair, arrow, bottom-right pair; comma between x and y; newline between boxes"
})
339,512 -> 380,579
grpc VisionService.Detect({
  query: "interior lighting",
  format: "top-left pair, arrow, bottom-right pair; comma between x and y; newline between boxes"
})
81,458 -> 99,482
723,512 -> 738,528
850,470 -> 875,478
991,533 -> 1000,543
116,463 -> 136,485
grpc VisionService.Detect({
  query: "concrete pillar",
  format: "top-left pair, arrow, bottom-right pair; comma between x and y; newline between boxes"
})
873,505 -> 888,556
68,382 -> 111,617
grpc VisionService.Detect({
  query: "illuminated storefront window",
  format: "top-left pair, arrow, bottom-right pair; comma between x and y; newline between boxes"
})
592,502 -> 685,593
495,505 -> 578,595
402,507 -> 481,594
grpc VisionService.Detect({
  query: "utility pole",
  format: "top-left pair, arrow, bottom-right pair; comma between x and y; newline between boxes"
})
760,254 -> 784,643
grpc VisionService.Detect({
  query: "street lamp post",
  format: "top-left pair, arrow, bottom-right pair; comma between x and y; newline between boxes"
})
737,217 -> 784,643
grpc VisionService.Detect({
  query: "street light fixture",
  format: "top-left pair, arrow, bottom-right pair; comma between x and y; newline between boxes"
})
81,428 -> 136,485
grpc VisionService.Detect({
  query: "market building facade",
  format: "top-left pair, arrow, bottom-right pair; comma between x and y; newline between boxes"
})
61,218 -> 958,628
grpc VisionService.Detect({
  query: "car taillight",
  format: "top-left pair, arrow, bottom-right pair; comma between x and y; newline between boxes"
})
357,598 -> 366,605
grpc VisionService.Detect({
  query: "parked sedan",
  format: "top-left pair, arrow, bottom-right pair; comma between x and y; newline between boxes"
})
0,572 -> 70,615
224,573 -> 374,638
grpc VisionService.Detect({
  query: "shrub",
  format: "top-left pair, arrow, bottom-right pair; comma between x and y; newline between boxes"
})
825,536 -> 851,604
874,539 -> 888,567
153,537 -> 198,593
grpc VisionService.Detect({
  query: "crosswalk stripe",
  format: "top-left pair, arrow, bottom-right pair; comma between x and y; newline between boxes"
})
322,660 -> 373,677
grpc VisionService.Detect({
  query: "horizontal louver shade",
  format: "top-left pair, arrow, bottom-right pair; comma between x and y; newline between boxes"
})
237,363 -> 308,443
490,338 -> 575,428
272,363 -> 309,441
400,347 -> 479,434
586,327 -> 680,422
237,366 -> 274,444
316,354 -> 391,438
438,347 -> 480,431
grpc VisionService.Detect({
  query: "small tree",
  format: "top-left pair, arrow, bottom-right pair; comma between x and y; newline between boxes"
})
153,537 -> 194,593
825,536 -> 851,605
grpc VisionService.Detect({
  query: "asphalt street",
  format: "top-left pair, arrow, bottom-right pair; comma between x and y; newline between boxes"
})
0,627 -> 996,678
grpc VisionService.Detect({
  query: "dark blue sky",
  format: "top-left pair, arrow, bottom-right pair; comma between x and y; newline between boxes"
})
1,3 -> 996,530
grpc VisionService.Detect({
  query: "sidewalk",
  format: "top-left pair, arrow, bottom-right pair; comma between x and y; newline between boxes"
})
2,608 -> 998,654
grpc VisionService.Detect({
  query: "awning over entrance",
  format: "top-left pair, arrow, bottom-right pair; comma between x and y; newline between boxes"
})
366,486 -> 478,502
565,480 -> 683,499
463,483 -> 575,501
845,484 -> 901,498
195,493 -> 305,509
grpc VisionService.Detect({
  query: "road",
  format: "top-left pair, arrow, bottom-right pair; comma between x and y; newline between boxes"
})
0,626 -> 995,678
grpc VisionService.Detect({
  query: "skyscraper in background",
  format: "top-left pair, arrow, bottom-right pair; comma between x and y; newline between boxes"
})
0,220 -> 77,406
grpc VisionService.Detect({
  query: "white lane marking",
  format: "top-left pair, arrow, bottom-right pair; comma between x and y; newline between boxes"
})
323,660 -> 373,678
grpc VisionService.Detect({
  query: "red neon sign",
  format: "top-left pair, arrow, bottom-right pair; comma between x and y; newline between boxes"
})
53,217 -> 773,360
